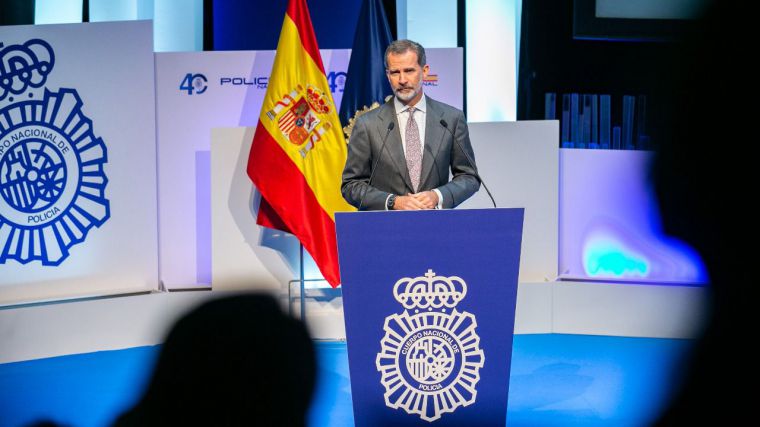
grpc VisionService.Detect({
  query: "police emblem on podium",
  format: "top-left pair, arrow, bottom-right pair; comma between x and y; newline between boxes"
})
0,39 -> 110,265
376,269 -> 484,422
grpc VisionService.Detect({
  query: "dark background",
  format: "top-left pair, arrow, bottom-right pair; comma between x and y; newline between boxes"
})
2,0 -> 689,147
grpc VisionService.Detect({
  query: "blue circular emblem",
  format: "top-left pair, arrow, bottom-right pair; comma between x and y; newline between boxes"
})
398,326 -> 464,392
0,138 -> 67,212
0,89 -> 110,265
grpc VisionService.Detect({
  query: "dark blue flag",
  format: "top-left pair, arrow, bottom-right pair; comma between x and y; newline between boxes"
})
338,0 -> 393,138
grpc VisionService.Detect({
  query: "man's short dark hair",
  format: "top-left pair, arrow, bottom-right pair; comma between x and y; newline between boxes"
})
385,39 -> 426,69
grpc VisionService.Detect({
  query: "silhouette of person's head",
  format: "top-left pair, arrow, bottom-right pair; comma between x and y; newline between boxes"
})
114,294 -> 316,427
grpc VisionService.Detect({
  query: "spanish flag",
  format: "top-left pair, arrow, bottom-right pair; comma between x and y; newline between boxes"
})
247,0 -> 354,287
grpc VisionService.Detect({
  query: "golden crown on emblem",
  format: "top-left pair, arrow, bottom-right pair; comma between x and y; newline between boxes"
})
305,85 -> 331,114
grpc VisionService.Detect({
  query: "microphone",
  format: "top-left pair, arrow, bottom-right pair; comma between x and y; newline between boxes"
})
358,121 -> 395,210
440,119 -> 497,208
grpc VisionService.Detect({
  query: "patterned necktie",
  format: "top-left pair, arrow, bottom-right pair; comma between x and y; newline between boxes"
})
405,107 -> 422,192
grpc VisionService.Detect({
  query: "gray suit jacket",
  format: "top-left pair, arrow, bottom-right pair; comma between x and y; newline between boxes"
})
341,96 -> 480,210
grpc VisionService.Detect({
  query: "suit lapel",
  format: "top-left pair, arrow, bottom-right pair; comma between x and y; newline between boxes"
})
377,100 -> 413,191
421,97 -> 444,188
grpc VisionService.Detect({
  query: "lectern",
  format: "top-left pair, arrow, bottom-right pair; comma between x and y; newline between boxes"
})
336,208 -> 524,426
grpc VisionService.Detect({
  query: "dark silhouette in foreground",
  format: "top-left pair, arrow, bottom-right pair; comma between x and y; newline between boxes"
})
113,294 -> 316,427
653,1 -> 752,424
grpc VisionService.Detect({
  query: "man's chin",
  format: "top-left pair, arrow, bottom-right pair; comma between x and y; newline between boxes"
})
394,90 -> 418,103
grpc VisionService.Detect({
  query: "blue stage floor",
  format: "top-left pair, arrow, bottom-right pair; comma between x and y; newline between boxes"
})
0,334 -> 690,426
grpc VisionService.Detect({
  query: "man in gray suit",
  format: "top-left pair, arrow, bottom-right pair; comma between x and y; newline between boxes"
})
341,39 -> 480,211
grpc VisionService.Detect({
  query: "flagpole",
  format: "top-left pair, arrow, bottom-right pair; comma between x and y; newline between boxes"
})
300,242 -> 306,321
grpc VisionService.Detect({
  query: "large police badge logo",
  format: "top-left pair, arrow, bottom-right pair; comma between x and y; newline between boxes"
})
265,84 -> 334,158
0,39 -> 109,265
376,269 -> 485,422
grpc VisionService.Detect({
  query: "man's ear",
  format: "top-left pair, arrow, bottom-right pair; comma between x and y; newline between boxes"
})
422,64 -> 430,78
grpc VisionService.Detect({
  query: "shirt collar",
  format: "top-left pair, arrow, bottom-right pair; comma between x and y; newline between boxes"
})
394,92 -> 427,115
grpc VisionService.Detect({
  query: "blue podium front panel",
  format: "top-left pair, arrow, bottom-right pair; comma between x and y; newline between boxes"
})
336,208 -> 524,426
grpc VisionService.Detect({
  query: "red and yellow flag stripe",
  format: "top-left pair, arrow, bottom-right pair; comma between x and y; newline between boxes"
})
247,0 -> 355,287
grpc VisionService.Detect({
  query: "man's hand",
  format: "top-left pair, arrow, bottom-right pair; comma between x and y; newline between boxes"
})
411,191 -> 439,209
392,191 -> 439,210
393,194 -> 427,210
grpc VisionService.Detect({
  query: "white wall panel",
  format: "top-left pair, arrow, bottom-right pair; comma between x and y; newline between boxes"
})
460,121 -> 559,283
0,21 -> 159,305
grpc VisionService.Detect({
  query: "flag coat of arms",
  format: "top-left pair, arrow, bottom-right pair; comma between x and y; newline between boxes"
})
247,0 -> 354,287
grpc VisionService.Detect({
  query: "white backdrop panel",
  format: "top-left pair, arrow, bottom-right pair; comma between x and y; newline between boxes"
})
156,48 -> 463,288
459,121 -> 559,283
0,21 -> 158,305
210,127 -> 288,290
212,120 -> 556,290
